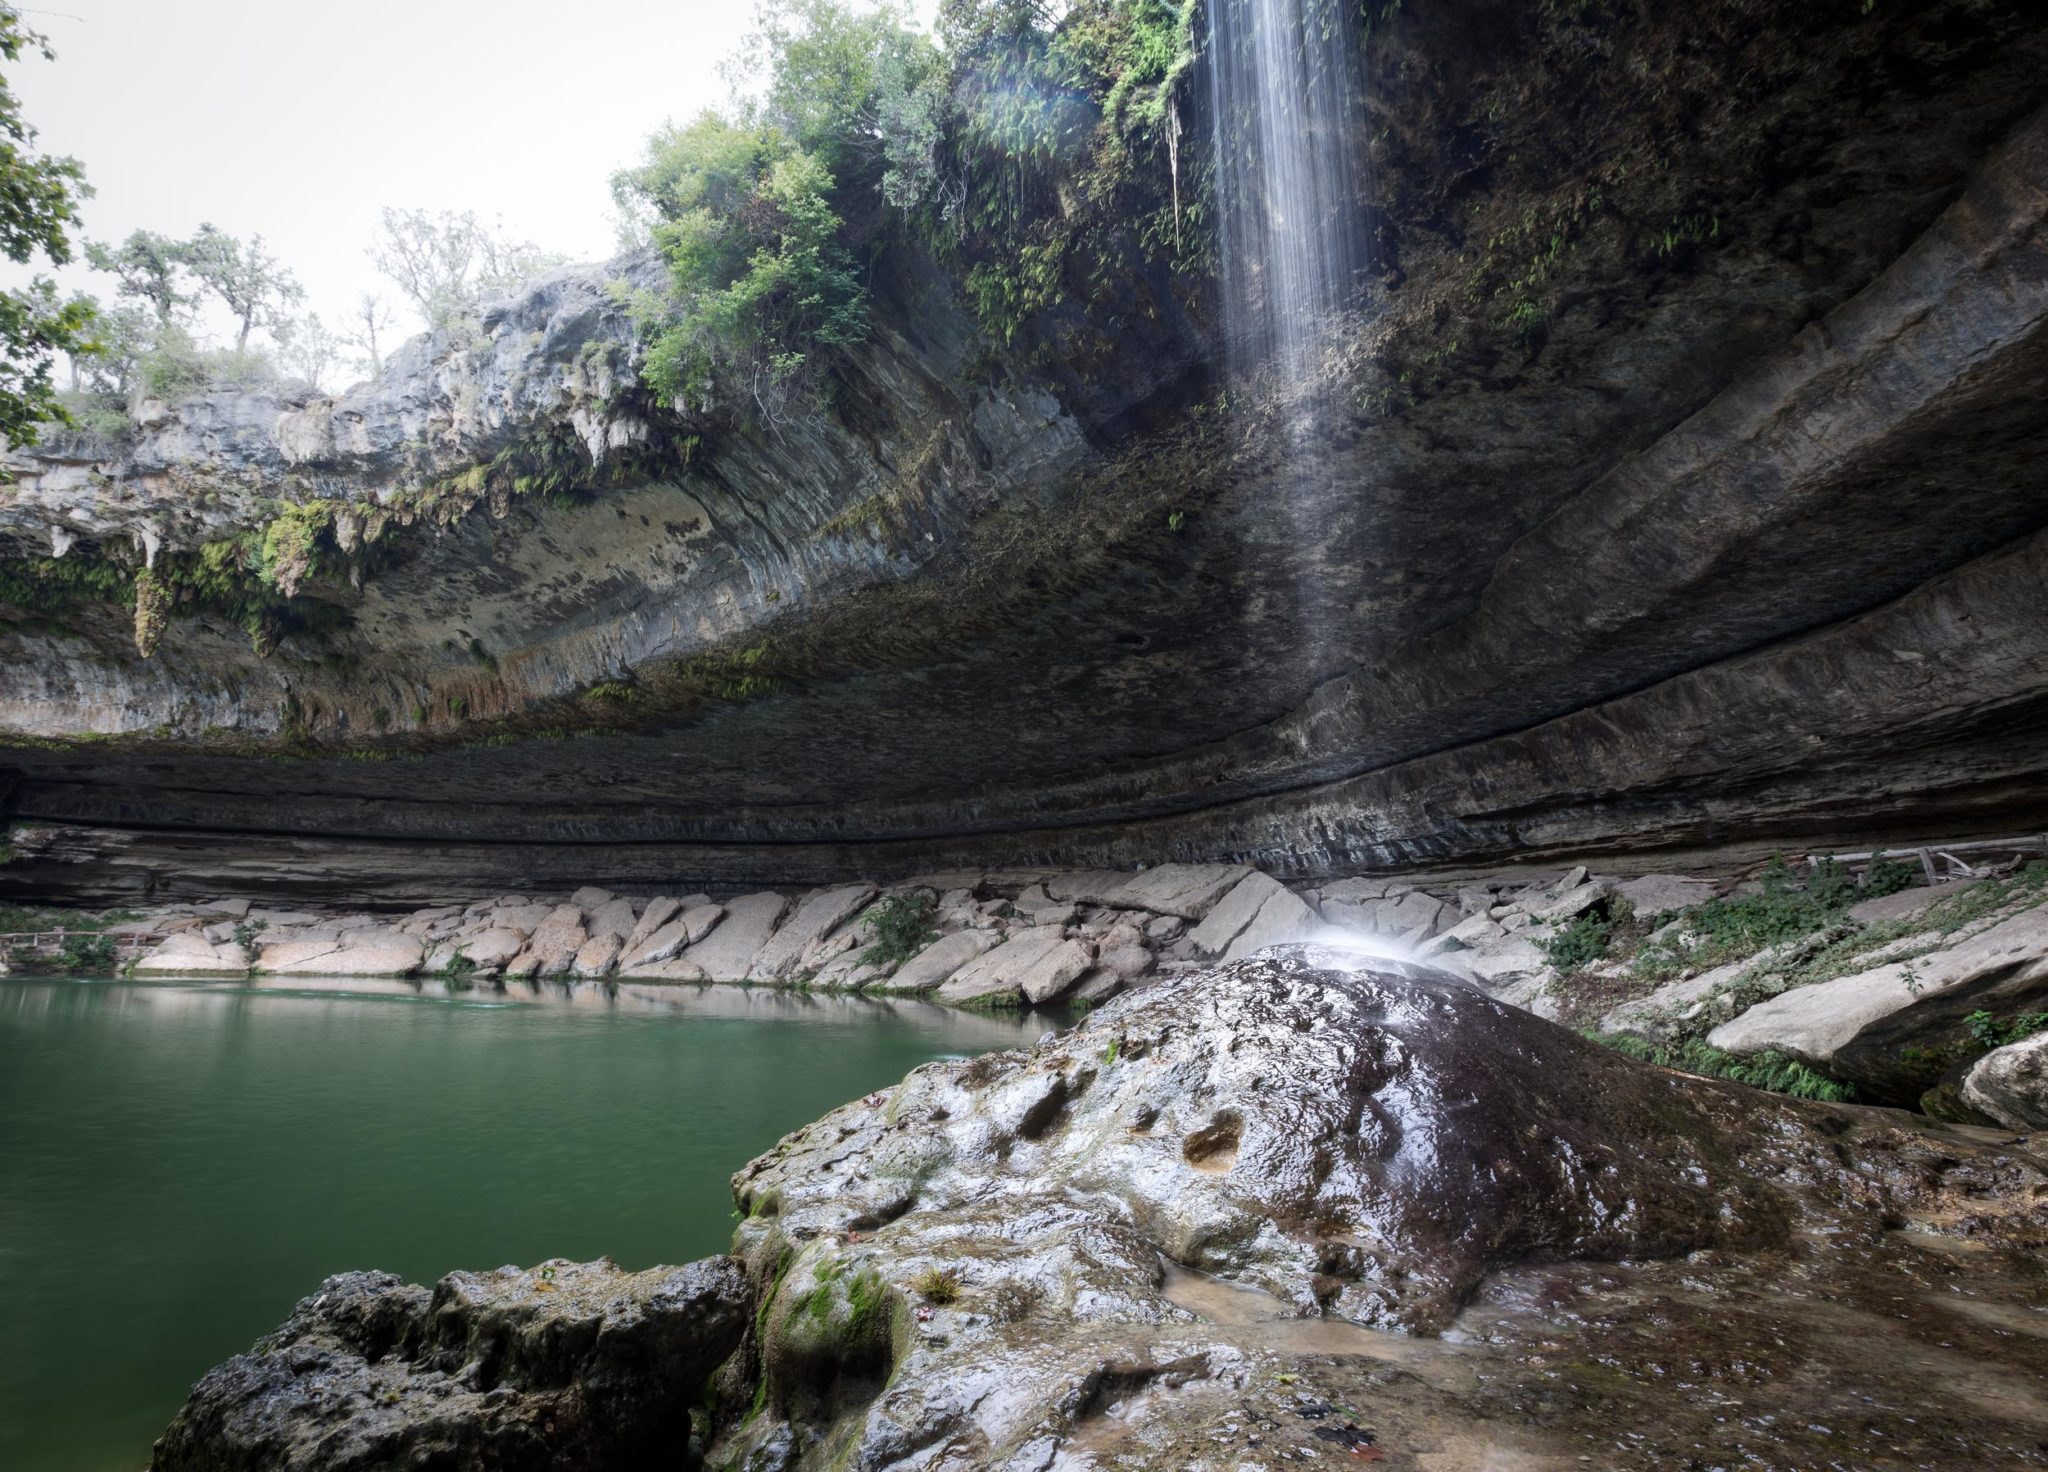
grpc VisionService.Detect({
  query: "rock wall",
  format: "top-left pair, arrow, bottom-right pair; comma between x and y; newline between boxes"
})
3,0 -> 2047,898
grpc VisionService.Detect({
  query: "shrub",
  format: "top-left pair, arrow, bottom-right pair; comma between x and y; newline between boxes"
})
1965,1009 -> 2048,1053
57,932 -> 117,974
1590,1031 -> 1855,1104
860,892 -> 938,968
441,951 -> 478,991
1540,912 -> 1614,971
912,1265 -> 962,1304
231,918 -> 267,961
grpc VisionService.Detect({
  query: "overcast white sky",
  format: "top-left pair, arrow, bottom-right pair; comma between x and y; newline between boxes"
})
5,0 -> 893,345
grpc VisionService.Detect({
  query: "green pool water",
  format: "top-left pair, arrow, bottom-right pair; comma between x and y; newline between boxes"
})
0,973 -> 1059,1471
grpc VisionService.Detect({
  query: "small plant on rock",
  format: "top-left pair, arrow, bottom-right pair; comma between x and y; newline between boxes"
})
860,892 -> 938,969
232,918 -> 267,961
912,1265 -> 961,1304
1965,1009 -> 2048,1053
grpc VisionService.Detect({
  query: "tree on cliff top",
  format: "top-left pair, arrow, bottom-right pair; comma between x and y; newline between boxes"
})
0,5 -> 96,448
369,208 -> 564,335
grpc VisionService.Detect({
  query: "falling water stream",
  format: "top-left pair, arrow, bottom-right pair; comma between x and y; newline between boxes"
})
1207,0 -> 1365,392
1206,0 -> 1367,704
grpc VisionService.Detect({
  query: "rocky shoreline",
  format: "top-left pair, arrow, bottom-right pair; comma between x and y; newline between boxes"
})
17,845 -> 2045,1123
147,946 -> 2048,1470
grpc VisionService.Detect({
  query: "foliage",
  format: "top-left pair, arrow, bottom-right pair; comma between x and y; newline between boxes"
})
441,951 -> 479,991
57,932 -> 117,974
0,552 -> 132,613
616,113 -> 868,421
911,1264 -> 962,1303
131,566 -> 167,656
1628,857 -> 1887,981
231,918 -> 267,961
177,222 -> 304,352
1590,1031 -> 1856,1104
1539,908 -> 1621,971
614,0 -> 1210,413
860,891 -> 939,968
369,207 -> 563,334
274,312 -> 344,390
0,8 -> 95,448
1964,1009 -> 2048,1053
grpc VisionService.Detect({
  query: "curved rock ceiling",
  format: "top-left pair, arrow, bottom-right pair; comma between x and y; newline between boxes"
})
3,0 -> 2047,900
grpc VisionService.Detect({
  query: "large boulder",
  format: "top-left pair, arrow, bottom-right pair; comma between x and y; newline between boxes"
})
1962,1031 -> 2048,1130
257,927 -> 424,977
134,931 -> 249,976
878,928 -> 997,994
1708,903 -> 2048,1099
748,884 -> 877,981
936,927 -> 1092,1006
522,904 -> 588,977
716,946 -> 1973,1470
149,1256 -> 750,1471
1106,863 -> 1255,919
677,892 -> 789,981
1187,871 -> 1302,955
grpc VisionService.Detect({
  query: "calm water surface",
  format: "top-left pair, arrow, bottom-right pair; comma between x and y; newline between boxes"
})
0,974 -> 1058,1472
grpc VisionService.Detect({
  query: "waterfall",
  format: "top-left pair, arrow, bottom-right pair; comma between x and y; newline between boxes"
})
1205,0 -> 1365,393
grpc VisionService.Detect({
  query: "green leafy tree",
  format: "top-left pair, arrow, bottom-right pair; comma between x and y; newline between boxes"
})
0,7 -> 95,447
615,113 -> 867,420
83,229 -> 191,326
181,222 -> 303,352
725,0 -> 940,178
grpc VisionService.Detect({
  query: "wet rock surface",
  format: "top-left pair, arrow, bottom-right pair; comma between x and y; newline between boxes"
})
703,948 -> 2048,1469
150,1256 -> 750,1471
145,948 -> 2048,1470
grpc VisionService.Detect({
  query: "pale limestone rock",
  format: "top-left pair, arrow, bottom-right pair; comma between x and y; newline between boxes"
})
584,898 -> 639,944
938,928 -> 1075,1006
622,896 -> 682,955
259,927 -> 423,977
1461,937 -> 1552,986
1103,863 -> 1255,919
750,884 -> 877,981
573,933 -> 622,978
1417,913 -> 1509,959
1962,1033 -> 2048,1130
1846,880 -> 1977,925
1536,880 -> 1613,924
1099,943 -> 1155,981
568,887 -> 613,909
1709,905 -> 2048,1078
1222,888 -> 1324,962
887,929 -> 998,993
1189,872 -> 1290,955
492,904 -> 556,936
1317,877 -> 1397,905
458,928 -> 526,967
1613,874 -> 1717,920
1069,967 -> 1125,1004
135,932 -> 249,975
526,904 -> 588,976
1016,937 -> 1096,1004
678,893 -> 789,982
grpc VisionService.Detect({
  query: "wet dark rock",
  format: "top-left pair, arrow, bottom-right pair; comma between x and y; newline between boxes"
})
705,946 -> 2028,1468
149,1256 -> 749,1472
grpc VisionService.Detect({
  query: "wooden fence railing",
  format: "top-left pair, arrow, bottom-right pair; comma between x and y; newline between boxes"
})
1806,834 -> 2048,885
